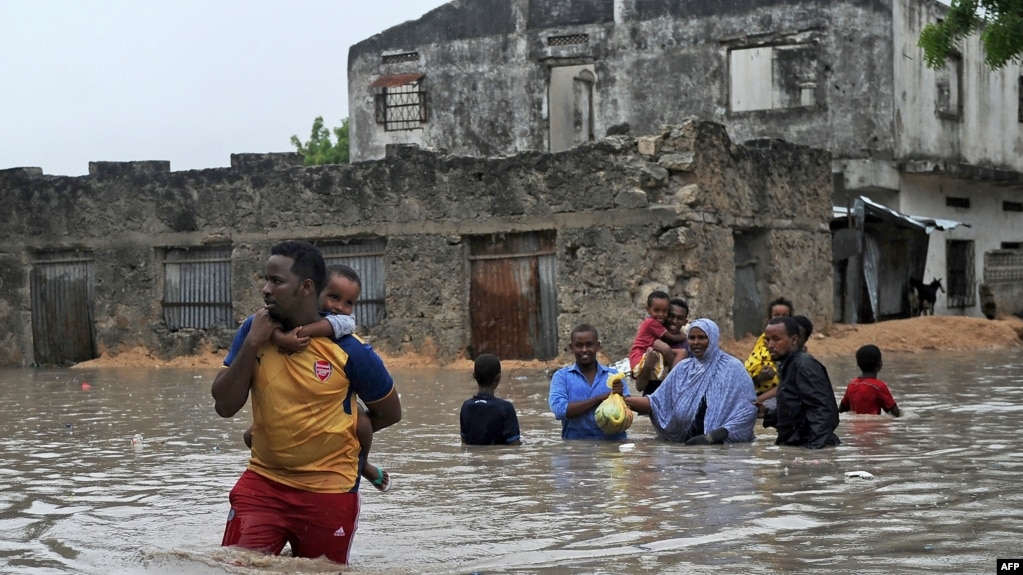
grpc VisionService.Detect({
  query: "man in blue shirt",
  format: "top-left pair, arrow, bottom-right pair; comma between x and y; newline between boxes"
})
549,324 -> 629,440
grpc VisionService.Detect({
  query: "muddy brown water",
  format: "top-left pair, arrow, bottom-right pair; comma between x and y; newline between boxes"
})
1,349 -> 1021,575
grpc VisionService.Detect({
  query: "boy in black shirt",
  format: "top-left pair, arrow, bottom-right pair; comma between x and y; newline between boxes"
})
460,354 -> 522,445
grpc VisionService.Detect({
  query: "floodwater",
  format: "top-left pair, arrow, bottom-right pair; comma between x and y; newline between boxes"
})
1,349 -> 1022,575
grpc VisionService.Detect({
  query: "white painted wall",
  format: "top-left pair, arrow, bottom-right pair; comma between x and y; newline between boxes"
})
893,0 -> 1023,170
898,174 -> 1022,316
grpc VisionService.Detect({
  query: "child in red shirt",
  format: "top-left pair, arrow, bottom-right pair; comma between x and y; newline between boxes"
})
629,291 -> 687,395
840,344 -> 902,417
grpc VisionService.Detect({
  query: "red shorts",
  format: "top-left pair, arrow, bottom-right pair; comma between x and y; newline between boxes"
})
221,469 -> 360,564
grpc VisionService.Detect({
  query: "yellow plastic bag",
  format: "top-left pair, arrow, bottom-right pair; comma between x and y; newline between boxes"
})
595,372 -> 634,435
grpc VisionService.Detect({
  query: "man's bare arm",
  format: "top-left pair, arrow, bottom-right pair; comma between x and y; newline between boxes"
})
211,310 -> 276,417
364,388 -> 402,432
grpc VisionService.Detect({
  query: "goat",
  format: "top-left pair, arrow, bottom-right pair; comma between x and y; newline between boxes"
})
906,284 -> 920,317
909,278 -> 944,316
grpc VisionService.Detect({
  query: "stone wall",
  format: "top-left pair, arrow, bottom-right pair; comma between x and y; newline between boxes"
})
0,119 -> 833,366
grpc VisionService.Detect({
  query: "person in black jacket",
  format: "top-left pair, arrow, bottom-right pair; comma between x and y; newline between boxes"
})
756,316 -> 840,449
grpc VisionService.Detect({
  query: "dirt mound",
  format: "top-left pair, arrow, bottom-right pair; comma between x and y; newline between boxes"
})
719,315 -> 1023,360
73,316 -> 1023,370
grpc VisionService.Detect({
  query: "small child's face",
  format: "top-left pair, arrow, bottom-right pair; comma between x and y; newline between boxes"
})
320,275 -> 361,315
667,304 -> 688,334
647,297 -> 670,323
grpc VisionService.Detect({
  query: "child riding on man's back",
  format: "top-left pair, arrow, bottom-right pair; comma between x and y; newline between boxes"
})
243,264 -> 392,491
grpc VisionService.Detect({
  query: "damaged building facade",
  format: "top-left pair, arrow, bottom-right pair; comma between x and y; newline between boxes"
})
348,0 -> 1023,320
0,121 -> 832,367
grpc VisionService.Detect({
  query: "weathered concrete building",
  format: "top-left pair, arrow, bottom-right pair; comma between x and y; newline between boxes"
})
0,120 -> 832,367
347,0 -> 1023,320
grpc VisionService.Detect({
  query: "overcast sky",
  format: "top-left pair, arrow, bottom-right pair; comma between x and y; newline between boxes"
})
0,0 -> 449,176
2,1 -> 953,177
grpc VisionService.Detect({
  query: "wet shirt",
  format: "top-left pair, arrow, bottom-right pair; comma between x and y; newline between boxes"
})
460,393 -> 521,445
224,316 -> 394,493
629,317 -> 668,369
549,363 -> 630,440
765,350 -> 840,449
840,377 -> 898,415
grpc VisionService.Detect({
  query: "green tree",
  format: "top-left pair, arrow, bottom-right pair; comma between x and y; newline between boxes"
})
290,116 -> 349,165
919,0 -> 1023,69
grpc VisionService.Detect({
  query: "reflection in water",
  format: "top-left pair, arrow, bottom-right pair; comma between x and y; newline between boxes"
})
0,349 -> 1021,574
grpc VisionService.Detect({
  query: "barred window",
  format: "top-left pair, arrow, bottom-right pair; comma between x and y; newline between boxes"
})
372,75 -> 427,131
162,245 -> 233,330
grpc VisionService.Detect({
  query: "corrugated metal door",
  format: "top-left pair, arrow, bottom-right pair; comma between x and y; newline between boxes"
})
30,251 -> 97,365
468,231 -> 558,360
320,238 -> 386,327
163,246 -> 233,330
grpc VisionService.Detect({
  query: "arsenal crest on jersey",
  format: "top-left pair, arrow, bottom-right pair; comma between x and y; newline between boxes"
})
314,360 -> 333,382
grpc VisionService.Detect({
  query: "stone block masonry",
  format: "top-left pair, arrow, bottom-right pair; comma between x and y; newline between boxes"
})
0,118 -> 832,366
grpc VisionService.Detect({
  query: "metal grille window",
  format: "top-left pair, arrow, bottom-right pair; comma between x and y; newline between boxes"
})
318,238 -> 387,328
372,75 -> 427,132
547,34 -> 588,46
946,239 -> 976,308
382,51 -> 419,64
162,246 -> 233,330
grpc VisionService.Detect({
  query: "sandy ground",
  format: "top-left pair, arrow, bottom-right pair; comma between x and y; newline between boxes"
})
73,315 -> 1023,370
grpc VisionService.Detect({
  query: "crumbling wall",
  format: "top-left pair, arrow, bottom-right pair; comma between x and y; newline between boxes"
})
0,119 -> 832,366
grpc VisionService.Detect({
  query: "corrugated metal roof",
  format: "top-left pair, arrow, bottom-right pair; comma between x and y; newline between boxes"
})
369,73 -> 424,88
832,196 -> 969,233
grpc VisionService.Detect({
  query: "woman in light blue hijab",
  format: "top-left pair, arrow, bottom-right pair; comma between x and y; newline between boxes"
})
625,318 -> 757,444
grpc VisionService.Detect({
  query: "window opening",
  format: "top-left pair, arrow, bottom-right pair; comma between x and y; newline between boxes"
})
374,79 -> 427,131
945,239 -> 975,308
548,34 -> 588,46
935,53 -> 963,120
382,52 -> 419,64
729,43 -> 818,112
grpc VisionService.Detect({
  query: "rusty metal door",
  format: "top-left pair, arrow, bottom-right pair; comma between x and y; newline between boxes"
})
469,232 -> 558,360
30,251 -> 96,365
